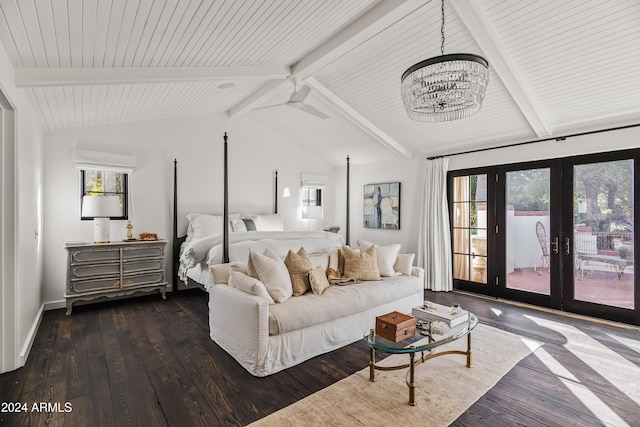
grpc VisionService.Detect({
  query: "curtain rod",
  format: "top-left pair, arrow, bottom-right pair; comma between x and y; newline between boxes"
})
426,122 -> 640,160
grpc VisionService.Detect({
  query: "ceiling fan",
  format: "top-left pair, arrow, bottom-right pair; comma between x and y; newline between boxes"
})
253,82 -> 329,119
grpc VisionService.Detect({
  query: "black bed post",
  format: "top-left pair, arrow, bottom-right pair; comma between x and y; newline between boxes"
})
274,170 -> 278,214
172,158 -> 179,292
223,132 -> 229,264
346,155 -> 350,246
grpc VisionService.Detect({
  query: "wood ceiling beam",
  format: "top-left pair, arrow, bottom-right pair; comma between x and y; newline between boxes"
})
228,0 -> 429,119
451,0 -> 551,138
291,0 -> 430,80
14,66 -> 291,87
305,77 -> 412,160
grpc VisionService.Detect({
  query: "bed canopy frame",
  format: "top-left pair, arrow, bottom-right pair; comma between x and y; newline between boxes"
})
172,133 -> 350,290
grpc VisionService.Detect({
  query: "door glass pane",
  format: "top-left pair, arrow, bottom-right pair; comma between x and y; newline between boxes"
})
453,175 -> 487,284
573,160 -> 634,309
506,168 -> 551,295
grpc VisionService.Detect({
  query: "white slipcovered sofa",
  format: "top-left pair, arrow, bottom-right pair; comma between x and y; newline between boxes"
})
208,260 -> 424,377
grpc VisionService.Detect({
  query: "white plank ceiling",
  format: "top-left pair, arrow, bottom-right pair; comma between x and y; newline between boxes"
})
1,0 -> 639,164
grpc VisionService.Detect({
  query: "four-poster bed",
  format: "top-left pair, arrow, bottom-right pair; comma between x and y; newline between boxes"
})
172,133 -> 349,291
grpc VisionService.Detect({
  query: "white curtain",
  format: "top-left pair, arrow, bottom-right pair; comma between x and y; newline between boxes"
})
418,158 -> 453,291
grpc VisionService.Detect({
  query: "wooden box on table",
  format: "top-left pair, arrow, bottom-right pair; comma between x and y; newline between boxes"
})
375,311 -> 416,342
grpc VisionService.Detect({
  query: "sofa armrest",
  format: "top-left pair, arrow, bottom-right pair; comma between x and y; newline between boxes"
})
208,284 -> 270,374
211,263 -> 231,285
411,266 -> 425,287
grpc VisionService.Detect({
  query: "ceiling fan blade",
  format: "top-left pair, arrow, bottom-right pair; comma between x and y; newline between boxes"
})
290,85 -> 311,103
299,104 -> 329,119
252,103 -> 286,111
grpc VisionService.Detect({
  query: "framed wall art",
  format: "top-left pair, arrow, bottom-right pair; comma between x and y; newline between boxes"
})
363,182 -> 400,229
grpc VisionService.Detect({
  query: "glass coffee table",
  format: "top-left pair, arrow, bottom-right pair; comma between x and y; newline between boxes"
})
363,312 -> 478,406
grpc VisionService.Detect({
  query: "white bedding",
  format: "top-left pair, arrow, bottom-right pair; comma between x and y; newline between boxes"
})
185,262 -> 215,288
178,230 -> 343,285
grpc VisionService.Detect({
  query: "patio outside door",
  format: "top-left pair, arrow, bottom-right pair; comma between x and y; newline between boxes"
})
451,150 -> 639,325
502,163 -> 560,308
562,156 -> 636,321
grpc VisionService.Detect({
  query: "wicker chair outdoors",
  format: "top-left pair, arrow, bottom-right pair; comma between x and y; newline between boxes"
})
536,221 -> 550,275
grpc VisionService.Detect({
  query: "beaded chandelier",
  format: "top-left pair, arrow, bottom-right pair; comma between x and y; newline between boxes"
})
401,0 -> 489,122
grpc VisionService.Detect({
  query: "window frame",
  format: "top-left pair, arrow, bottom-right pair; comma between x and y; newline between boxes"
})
301,187 -> 322,207
80,170 -> 129,220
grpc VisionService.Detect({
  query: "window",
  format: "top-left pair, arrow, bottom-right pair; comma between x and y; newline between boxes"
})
302,188 -> 322,207
301,187 -> 323,219
80,170 -> 128,220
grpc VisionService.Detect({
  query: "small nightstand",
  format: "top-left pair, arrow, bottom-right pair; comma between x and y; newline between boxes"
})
64,240 -> 169,315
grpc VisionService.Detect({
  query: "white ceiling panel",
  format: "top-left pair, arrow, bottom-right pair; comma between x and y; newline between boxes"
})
1,0 -> 638,164
24,79 -> 265,129
247,87 -> 394,165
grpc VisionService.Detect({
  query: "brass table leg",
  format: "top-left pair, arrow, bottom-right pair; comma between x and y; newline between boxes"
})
408,352 -> 416,406
369,347 -> 376,382
466,333 -> 472,368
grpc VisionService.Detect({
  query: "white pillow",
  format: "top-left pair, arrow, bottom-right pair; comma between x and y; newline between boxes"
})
249,249 -> 293,303
308,252 -> 329,272
229,271 -> 275,304
189,214 -> 225,240
357,240 -> 402,277
394,253 -> 415,276
253,214 -> 284,231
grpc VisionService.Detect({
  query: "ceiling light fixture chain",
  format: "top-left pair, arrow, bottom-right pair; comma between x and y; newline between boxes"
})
400,0 -> 489,122
440,0 -> 445,55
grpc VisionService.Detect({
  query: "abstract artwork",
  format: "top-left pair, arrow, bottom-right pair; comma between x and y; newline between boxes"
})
363,182 -> 400,229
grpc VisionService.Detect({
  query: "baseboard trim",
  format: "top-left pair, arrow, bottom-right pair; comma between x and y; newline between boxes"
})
452,290 -> 640,331
44,300 -> 66,311
19,304 -> 44,366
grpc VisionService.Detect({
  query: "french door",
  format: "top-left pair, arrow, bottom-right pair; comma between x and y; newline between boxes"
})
450,150 -> 639,325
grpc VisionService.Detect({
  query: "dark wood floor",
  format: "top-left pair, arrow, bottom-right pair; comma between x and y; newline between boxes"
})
1,290 -> 639,427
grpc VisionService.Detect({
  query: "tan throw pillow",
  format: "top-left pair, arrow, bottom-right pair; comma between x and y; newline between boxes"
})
357,240 -> 402,277
342,245 -> 381,281
228,271 -> 276,304
309,266 -> 331,294
249,249 -> 293,303
327,247 -> 344,280
284,247 -> 312,296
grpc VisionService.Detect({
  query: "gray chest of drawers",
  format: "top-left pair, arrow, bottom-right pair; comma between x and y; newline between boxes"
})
64,240 -> 169,315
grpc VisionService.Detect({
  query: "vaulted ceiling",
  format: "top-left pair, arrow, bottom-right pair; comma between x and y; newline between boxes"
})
1,0 -> 639,165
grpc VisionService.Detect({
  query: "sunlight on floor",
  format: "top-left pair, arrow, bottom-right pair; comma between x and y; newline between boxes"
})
524,315 -> 640,425
608,334 -> 640,355
530,345 -> 629,427
490,308 -> 502,317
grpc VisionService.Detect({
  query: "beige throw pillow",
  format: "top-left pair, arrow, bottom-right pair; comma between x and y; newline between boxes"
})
394,253 -> 415,276
309,266 -> 331,294
342,245 -> 381,281
357,240 -> 402,277
247,247 -> 280,279
228,271 -> 275,304
284,247 -> 312,296
249,249 -> 293,303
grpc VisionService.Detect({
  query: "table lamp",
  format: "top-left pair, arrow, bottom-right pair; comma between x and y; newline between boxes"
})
82,195 -> 121,243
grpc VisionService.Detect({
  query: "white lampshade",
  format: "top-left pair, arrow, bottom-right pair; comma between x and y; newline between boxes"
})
82,196 -> 121,243
82,195 -> 121,218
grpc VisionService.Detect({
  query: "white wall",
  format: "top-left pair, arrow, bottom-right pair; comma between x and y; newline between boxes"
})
0,41 -> 45,373
338,125 -> 640,263
448,125 -> 640,170
43,113 -> 336,306
335,156 -> 424,254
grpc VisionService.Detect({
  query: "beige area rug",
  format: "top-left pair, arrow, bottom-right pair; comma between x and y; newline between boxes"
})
250,324 -> 541,427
